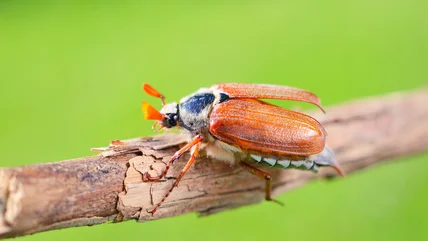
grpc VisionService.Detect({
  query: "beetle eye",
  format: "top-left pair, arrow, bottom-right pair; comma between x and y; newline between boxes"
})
163,113 -> 178,128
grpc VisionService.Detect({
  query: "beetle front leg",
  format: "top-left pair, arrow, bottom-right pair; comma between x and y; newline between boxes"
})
147,141 -> 201,216
241,162 -> 284,206
144,135 -> 204,181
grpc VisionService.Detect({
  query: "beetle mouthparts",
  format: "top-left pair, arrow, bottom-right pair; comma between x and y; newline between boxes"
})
142,102 -> 164,121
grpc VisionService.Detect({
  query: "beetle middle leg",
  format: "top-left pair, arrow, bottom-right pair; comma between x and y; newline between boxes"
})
240,162 -> 284,206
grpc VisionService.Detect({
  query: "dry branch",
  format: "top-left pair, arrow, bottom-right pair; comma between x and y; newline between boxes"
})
1,89 -> 427,239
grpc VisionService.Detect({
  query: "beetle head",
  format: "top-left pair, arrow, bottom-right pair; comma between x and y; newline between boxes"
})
142,84 -> 179,131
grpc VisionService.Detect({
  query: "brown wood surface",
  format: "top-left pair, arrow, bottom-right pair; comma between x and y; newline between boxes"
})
0,89 -> 427,239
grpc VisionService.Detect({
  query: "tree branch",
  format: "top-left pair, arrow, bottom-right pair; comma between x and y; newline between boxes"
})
1,89 -> 427,239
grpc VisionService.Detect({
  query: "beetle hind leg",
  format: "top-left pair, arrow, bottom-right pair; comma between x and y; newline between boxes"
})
240,162 -> 284,206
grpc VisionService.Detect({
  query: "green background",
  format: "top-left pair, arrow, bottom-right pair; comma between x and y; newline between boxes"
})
1,1 -> 427,241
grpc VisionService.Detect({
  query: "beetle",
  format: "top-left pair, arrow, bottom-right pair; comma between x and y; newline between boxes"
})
141,83 -> 344,215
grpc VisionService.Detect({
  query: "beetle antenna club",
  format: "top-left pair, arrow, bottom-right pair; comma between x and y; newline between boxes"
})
143,83 -> 166,106
141,83 -> 345,215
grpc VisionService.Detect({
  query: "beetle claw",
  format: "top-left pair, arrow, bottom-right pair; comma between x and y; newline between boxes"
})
143,172 -> 164,182
147,208 -> 156,217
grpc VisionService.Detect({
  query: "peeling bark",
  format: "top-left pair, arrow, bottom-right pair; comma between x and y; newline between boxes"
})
0,89 -> 427,239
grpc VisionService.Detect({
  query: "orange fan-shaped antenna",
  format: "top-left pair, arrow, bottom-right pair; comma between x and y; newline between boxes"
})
143,84 -> 166,105
142,102 -> 164,121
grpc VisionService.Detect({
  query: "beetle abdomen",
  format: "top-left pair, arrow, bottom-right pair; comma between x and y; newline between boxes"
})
248,146 -> 337,172
249,154 -> 318,172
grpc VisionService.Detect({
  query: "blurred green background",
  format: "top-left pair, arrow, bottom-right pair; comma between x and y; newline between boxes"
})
1,1 -> 427,241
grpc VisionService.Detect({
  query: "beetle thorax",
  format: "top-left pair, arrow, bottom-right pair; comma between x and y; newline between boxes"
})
178,91 -> 216,133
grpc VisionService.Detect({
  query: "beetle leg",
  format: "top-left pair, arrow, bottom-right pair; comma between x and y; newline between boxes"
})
241,162 -> 284,206
145,135 -> 203,181
147,141 -> 201,216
